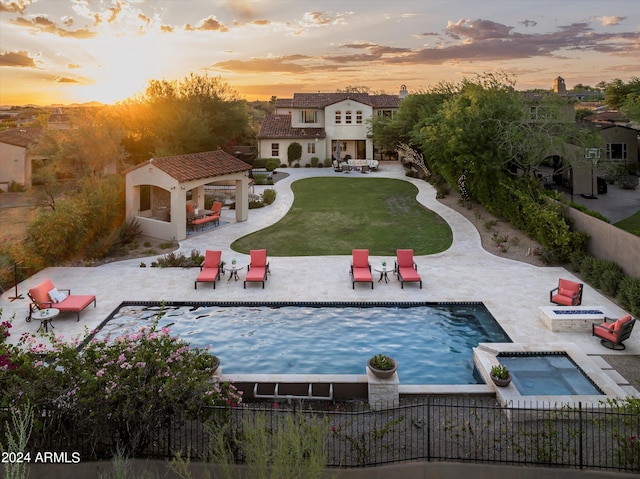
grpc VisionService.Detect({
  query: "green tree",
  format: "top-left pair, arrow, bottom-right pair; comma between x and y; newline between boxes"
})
32,107 -> 127,180
118,74 -> 253,160
603,77 -> 640,110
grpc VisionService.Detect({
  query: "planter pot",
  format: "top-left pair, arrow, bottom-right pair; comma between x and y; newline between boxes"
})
490,373 -> 511,387
367,356 -> 398,379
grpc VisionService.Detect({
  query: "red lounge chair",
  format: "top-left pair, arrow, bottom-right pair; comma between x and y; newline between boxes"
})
244,249 -> 270,289
550,278 -> 583,306
592,315 -> 636,350
27,278 -> 96,322
395,249 -> 422,289
195,250 -> 222,289
351,249 -> 373,289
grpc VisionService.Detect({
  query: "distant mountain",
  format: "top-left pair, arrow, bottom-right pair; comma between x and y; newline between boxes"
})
1,101 -> 105,109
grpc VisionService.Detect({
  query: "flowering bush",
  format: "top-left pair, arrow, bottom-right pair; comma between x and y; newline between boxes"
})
1,313 -> 242,457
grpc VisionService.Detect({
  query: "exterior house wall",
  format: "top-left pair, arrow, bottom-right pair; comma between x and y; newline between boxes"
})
0,142 -> 30,191
325,100 -> 373,160
599,126 -> 639,168
258,138 -> 328,166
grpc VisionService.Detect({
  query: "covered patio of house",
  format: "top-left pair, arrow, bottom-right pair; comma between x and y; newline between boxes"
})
125,150 -> 252,241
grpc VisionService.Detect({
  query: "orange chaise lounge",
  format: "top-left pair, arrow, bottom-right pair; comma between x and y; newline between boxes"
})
395,249 -> 422,289
350,249 -> 373,289
244,249 -> 270,289
195,250 -> 222,289
27,278 -> 96,322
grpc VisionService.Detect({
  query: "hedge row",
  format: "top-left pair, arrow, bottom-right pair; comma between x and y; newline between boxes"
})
569,252 -> 640,317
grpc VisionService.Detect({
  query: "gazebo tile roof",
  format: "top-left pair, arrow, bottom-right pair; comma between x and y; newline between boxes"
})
131,150 -> 251,183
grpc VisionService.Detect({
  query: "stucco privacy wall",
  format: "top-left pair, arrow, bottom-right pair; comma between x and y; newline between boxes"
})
565,206 -> 640,278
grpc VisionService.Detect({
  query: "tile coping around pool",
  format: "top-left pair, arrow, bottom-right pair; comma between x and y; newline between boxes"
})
474,343 -> 629,408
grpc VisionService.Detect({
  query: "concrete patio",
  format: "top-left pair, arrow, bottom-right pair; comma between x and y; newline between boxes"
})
2,162 -> 638,397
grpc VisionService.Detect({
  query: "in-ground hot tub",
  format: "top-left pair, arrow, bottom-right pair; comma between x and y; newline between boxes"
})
497,352 -> 603,396
474,343 -> 628,408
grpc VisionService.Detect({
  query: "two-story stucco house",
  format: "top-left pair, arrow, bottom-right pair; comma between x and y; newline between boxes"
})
257,87 -> 407,166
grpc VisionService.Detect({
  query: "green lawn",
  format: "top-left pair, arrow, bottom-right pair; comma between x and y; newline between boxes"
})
615,210 -> 640,236
231,177 -> 453,256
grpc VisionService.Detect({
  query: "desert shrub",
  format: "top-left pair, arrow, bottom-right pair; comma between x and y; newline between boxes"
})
262,188 -> 276,205
287,142 -> 302,166
7,181 -> 26,192
253,173 -> 269,185
310,157 -> 319,167
323,158 -> 332,167
252,158 -> 267,168
155,249 -> 203,268
618,175 -> 639,190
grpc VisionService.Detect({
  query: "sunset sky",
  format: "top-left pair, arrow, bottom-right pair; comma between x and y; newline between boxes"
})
1,0 -> 639,106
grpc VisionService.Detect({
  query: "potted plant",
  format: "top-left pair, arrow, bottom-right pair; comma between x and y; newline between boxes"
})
490,364 -> 511,387
367,354 -> 398,379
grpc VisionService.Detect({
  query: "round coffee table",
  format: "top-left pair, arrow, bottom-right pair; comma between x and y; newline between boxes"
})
374,265 -> 394,283
32,308 -> 60,333
224,263 -> 245,281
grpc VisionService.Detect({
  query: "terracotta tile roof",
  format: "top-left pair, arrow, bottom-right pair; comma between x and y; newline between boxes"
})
0,127 -> 41,148
288,92 -> 400,109
129,150 -> 251,182
258,115 -> 326,139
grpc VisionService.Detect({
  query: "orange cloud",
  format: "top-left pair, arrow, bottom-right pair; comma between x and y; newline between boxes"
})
0,50 -> 37,67
12,15 -> 96,38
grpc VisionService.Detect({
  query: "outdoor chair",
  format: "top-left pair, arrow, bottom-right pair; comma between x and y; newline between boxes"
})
350,249 -> 373,289
27,278 -> 96,322
244,249 -> 270,289
395,249 -> 422,289
550,278 -> 583,306
195,250 -> 222,289
592,314 -> 636,350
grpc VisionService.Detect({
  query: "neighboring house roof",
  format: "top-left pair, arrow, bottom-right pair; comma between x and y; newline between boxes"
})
258,115 -> 326,139
0,127 -> 41,148
127,149 -> 251,182
48,113 -> 69,124
276,92 -> 401,109
598,124 -> 639,133
584,110 -> 629,123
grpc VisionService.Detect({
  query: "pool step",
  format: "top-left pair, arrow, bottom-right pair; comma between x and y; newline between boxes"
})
253,382 -> 334,401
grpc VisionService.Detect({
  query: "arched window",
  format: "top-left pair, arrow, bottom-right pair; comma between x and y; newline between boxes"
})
356,110 -> 363,124
345,110 -> 352,124
335,110 -> 342,124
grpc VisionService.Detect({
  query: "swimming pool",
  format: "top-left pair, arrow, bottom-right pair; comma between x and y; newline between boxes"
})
95,302 -> 511,385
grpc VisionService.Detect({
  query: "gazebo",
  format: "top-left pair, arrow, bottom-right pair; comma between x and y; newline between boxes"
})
125,150 -> 252,241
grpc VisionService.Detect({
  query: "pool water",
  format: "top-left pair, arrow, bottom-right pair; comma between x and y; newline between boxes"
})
499,354 -> 603,396
95,302 -> 511,385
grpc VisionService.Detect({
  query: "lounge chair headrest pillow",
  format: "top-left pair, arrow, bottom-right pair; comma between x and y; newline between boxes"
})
48,287 -> 68,303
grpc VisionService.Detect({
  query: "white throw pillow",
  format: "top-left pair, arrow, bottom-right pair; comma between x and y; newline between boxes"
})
48,287 -> 67,303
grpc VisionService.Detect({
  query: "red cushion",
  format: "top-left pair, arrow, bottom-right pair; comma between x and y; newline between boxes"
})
558,279 -> 580,293
399,267 -> 421,282
57,295 -> 95,313
353,267 -> 372,282
551,294 -> 572,306
246,267 -> 266,282
396,249 -> 415,268
614,315 -> 632,332
197,270 -> 219,282
250,249 -> 267,268
203,250 -> 221,268
594,326 -> 618,342
29,278 -> 56,307
352,249 -> 370,269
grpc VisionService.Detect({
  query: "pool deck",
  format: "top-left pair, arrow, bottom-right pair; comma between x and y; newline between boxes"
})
2,162 -> 638,398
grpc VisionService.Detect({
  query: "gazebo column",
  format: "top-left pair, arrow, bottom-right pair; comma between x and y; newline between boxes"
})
194,185 -> 206,210
173,185 -> 188,241
235,177 -> 249,222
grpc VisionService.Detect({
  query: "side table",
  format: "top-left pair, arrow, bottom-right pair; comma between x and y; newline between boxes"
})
224,264 -> 245,281
374,265 -> 394,283
31,308 -> 60,333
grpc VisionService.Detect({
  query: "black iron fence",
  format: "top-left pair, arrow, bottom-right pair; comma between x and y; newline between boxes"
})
5,396 -> 639,472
